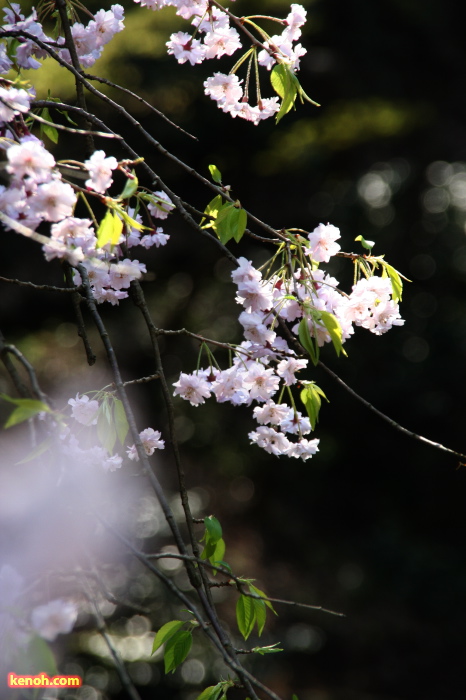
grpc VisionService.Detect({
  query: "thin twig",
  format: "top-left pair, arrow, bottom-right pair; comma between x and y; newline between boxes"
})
80,572 -> 142,700
28,111 -> 121,139
129,280 -> 214,601
83,72 -> 198,141
0,275 -> 83,293
0,329 -> 31,399
0,330 -> 49,404
63,263 -> 96,366
318,360 -> 466,463
145,552 -> 345,618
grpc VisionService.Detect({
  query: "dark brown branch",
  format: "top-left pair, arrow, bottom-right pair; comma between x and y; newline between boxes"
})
319,360 -> 466,463
54,0 -> 95,155
63,263 -> 96,366
28,111 -> 120,139
0,275 -> 83,293
0,329 -> 49,403
76,265 -> 203,595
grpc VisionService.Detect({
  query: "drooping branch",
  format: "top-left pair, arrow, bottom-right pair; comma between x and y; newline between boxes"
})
319,360 -> 466,463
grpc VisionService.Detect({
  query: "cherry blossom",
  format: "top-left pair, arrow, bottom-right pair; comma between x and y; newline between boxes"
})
84,150 -> 118,193
147,191 -> 175,219
127,427 -> 165,460
68,394 -> 100,426
305,223 -> 341,263
0,86 -> 32,125
31,600 -> 78,642
167,32 -> 206,65
173,372 -> 212,405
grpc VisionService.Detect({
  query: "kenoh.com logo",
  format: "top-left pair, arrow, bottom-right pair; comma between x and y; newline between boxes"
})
8,672 -> 82,688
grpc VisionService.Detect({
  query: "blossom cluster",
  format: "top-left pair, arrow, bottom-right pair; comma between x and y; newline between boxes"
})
173,225 -> 404,458
1,3 -> 124,71
65,393 -> 165,472
0,129 -> 173,303
135,0 -> 307,124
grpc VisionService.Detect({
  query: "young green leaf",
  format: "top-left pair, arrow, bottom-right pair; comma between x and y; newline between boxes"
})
270,63 -> 300,123
97,407 -> 117,454
151,620 -> 185,655
319,310 -> 347,357
96,210 -> 123,248
200,536 -> 225,574
1,396 -> 51,428
252,596 -> 267,636
298,318 -> 319,366
249,584 -> 277,615
236,594 -> 256,640
27,636 -> 58,676
113,398 -> 129,445
202,195 -> 225,227
355,234 -> 375,251
196,684 -> 223,700
163,629 -> 193,673
215,204 -> 247,245
204,515 -> 222,542
252,643 -> 283,655
208,164 -> 222,184
40,108 -> 59,144
381,261 -> 404,302
16,437 -> 53,465
300,382 -> 328,430
119,171 -> 139,200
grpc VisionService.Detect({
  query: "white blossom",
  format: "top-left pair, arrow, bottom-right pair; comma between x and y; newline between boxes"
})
31,599 -> 78,642
68,394 -> 99,426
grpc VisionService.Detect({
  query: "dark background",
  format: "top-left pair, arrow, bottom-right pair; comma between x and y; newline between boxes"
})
2,0 -> 466,698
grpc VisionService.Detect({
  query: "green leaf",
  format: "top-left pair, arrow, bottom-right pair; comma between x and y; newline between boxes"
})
203,195 -> 224,226
113,399 -> 129,445
381,262 -> 404,302
200,537 -> 225,573
196,685 -> 223,700
236,594 -> 256,640
40,108 -> 59,144
119,171 -> 139,200
208,164 -> 222,184
270,63 -> 300,123
164,629 -> 193,673
249,584 -> 277,615
212,538 -> 226,564
214,204 -> 247,245
96,210 -> 123,248
252,643 -> 283,655
300,382 -> 328,430
355,234 -> 375,251
27,636 -> 58,676
319,310 -> 347,358
1,396 -> 51,428
96,407 -> 117,454
16,436 -> 53,465
252,596 -> 267,636
292,695 -> 300,700
215,560 -> 232,573
151,620 -> 185,654
204,515 -> 222,542
298,318 -> 319,366
270,63 -> 289,99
